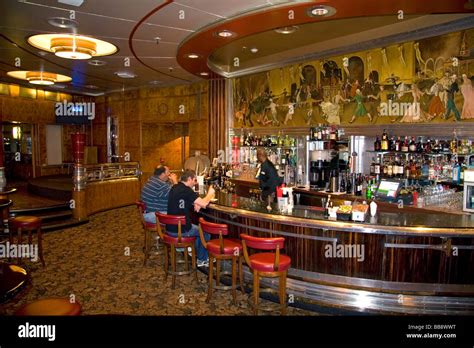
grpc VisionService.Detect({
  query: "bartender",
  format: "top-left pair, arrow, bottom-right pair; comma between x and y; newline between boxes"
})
256,148 -> 282,203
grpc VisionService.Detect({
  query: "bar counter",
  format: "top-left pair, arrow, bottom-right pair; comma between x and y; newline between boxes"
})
201,191 -> 474,315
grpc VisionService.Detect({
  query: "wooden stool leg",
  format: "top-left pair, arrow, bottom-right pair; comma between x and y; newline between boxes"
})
171,245 -> 176,289
184,246 -> 189,271
231,256 -> 237,304
191,245 -> 198,283
163,245 -> 169,282
253,271 -> 259,315
206,255 -> 213,303
279,272 -> 287,316
239,255 -> 244,294
216,258 -> 220,287
37,228 -> 45,267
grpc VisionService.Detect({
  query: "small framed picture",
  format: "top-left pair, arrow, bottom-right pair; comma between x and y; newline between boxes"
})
212,157 -> 218,167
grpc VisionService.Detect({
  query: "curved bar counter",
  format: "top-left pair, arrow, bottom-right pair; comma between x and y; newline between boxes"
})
202,192 -> 474,315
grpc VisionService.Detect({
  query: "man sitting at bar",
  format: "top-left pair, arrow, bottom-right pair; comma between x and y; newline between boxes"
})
141,165 -> 178,223
256,148 -> 282,204
167,169 -> 215,265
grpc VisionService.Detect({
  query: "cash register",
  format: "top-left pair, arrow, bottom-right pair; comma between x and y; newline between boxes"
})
374,179 -> 402,203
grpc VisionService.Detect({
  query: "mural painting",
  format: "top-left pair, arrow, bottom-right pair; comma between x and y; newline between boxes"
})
233,29 -> 474,128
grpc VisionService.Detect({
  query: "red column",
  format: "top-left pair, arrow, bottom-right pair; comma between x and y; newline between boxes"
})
71,133 -> 86,164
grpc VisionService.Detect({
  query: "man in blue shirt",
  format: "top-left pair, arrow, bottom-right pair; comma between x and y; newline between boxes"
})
141,166 -> 178,223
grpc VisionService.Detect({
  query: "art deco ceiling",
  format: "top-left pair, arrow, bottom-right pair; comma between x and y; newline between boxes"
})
0,0 -> 473,96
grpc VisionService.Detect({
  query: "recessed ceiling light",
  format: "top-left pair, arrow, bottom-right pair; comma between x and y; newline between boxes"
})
85,85 -> 99,89
27,34 -> 118,60
216,30 -> 235,38
115,71 -> 136,79
7,70 -> 71,85
200,72 -> 209,76
47,17 -> 78,29
186,53 -> 200,59
51,84 -> 66,89
307,5 -> 336,17
149,80 -> 162,85
88,59 -> 107,66
250,47 -> 258,53
38,51 -> 48,56
274,26 -> 299,34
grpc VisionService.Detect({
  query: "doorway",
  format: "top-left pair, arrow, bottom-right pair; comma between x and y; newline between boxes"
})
2,122 -> 33,180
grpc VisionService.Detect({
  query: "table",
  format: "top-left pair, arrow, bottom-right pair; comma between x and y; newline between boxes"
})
0,262 -> 28,303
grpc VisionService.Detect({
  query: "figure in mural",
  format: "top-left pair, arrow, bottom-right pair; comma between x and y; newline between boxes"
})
350,80 -> 360,97
283,102 -> 296,125
427,79 -> 445,118
438,73 -> 451,109
265,98 -> 280,126
234,98 -> 248,125
461,74 -> 474,119
369,84 -> 390,120
399,85 -> 432,123
342,79 -> 351,99
349,89 -> 373,123
444,74 -> 461,121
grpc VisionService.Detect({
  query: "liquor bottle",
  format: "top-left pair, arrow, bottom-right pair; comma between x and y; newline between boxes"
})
370,158 -> 375,175
310,127 -> 315,141
424,138 -> 432,153
416,136 -> 423,153
410,157 -> 417,179
386,159 -> 393,178
381,129 -> 388,151
393,155 -> 400,178
450,131 -> 458,154
374,156 -> 381,176
240,129 -> 244,146
409,136 -> 417,152
389,136 -> 396,151
395,136 -> 401,152
330,126 -> 337,140
346,172 -> 352,194
340,171 -> 347,193
401,136 -> 409,152
356,174 -> 363,196
433,139 -> 441,154
404,159 -> 411,179
317,124 -> 322,140
366,179 -> 373,200
374,136 -> 381,151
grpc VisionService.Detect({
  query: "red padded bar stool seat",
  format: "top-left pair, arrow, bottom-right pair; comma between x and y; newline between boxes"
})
249,253 -> 291,272
15,298 -> 81,316
207,238 -> 242,255
162,234 -> 196,244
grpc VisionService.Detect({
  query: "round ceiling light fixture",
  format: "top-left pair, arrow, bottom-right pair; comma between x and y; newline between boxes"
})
47,17 -> 78,29
27,34 -> 118,60
250,47 -> 259,53
216,29 -> 235,38
307,5 -> 336,17
199,72 -> 209,76
7,70 -> 72,85
274,26 -> 299,34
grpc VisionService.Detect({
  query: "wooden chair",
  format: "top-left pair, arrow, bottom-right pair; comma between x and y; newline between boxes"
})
198,217 -> 244,304
135,201 -> 162,265
9,216 -> 45,267
15,298 -> 81,315
156,212 -> 197,289
240,233 -> 291,315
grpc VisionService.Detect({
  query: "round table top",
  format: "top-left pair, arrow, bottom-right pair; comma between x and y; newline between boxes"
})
0,187 -> 17,195
0,262 -> 28,303
0,198 -> 12,209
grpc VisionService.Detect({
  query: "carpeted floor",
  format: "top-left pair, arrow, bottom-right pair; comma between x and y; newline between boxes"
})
2,205 -> 318,316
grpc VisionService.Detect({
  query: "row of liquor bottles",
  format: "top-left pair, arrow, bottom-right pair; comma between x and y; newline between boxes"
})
369,154 -> 467,183
238,130 -> 297,148
309,124 -> 341,141
374,129 -> 472,154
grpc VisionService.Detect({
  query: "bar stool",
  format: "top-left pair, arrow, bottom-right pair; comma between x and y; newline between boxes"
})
135,201 -> 162,266
15,298 -> 81,315
9,216 -> 45,267
156,212 -> 197,289
240,233 -> 291,315
198,217 -> 244,304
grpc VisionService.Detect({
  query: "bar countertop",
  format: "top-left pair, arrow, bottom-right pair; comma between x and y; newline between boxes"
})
207,191 -> 474,236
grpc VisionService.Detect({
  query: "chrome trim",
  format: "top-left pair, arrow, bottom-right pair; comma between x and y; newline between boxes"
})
207,203 -> 474,237
223,263 -> 474,315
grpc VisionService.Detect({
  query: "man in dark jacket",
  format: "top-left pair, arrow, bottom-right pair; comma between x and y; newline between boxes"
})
256,148 -> 282,202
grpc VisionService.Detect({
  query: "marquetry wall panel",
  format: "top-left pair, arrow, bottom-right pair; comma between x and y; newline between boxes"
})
208,79 -> 227,160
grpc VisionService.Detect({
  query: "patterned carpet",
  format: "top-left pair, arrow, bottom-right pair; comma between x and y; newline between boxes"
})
2,205 -> 318,316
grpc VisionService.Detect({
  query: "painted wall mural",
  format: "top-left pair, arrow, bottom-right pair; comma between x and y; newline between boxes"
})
232,29 -> 474,128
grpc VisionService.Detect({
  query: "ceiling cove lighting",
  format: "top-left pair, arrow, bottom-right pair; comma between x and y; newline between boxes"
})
274,26 -> 299,34
216,30 -> 235,38
306,5 -> 336,17
7,70 -> 72,85
27,34 -> 117,60
186,53 -> 200,59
